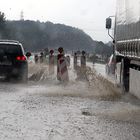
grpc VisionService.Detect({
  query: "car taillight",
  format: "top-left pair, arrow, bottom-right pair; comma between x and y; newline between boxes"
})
16,56 -> 26,61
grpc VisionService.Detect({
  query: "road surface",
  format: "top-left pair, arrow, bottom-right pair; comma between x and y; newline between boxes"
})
0,62 -> 139,140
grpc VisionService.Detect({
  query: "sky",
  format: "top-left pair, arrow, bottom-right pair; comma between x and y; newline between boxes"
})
0,0 -> 116,43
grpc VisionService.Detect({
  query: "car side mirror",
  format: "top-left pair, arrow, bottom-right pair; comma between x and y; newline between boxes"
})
106,18 -> 112,29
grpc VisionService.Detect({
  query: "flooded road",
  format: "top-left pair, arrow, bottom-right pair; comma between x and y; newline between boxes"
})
0,63 -> 139,140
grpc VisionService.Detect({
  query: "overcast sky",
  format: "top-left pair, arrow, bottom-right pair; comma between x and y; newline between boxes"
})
0,0 -> 116,42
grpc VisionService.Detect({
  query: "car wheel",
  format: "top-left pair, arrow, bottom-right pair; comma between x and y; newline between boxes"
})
21,69 -> 28,83
19,66 -> 28,83
5,74 -> 11,82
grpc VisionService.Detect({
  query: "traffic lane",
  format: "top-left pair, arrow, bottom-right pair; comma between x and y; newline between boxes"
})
0,82 -> 139,139
94,63 -> 106,77
0,62 -> 139,139
18,96 -> 140,140
86,62 -> 106,76
86,62 -> 116,84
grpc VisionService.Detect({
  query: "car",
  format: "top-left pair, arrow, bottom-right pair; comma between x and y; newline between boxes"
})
105,54 -> 115,75
0,40 -> 28,82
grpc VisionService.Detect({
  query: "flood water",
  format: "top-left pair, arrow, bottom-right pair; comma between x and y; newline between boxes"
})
0,62 -> 139,140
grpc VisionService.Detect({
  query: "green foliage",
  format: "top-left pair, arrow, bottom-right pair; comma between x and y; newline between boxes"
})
0,11 -> 5,25
95,41 -> 113,56
6,20 -> 96,52
3,20 -> 110,55
0,11 -> 6,38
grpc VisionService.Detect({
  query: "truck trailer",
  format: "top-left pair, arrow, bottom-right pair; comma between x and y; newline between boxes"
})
106,0 -> 140,98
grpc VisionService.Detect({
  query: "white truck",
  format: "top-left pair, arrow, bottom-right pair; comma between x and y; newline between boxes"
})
106,0 -> 140,98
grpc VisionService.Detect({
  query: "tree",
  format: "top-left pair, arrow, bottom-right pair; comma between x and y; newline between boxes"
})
0,11 -> 6,38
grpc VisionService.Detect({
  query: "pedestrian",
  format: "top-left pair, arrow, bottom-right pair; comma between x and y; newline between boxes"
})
73,52 -> 77,70
81,51 -> 86,68
26,52 -> 32,60
40,52 -> 44,63
66,55 -> 70,67
49,49 -> 55,75
80,50 -> 87,80
34,54 -> 39,63
57,47 -> 69,82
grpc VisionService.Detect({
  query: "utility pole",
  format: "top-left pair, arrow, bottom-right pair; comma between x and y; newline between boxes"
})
20,11 -> 24,21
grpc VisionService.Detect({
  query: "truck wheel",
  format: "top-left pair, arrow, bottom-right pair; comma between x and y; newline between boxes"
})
120,59 -> 124,92
120,58 -> 130,92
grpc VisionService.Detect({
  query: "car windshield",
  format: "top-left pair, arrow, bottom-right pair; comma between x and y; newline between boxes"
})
0,0 -> 140,139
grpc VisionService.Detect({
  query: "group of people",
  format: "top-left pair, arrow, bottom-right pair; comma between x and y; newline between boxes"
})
27,48 -> 87,82
34,52 -> 45,64
48,48 -> 87,82
73,51 -> 87,80
29,47 -> 70,82
73,50 -> 86,69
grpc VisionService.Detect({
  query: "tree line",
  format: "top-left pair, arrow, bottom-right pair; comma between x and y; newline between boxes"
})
0,11 -> 112,56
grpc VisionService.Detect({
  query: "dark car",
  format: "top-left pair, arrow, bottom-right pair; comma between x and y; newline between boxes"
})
0,40 -> 28,82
